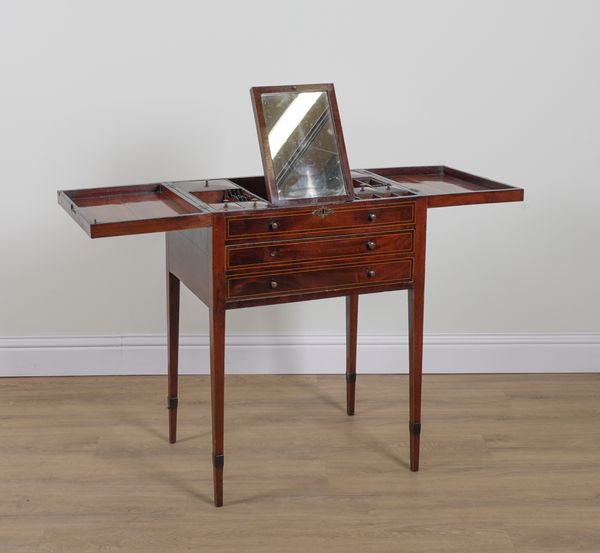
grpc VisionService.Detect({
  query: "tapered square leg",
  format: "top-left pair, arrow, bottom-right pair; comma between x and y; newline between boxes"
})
210,305 -> 226,507
408,284 -> 424,471
167,272 -> 180,444
345,295 -> 358,416
407,200 -> 427,472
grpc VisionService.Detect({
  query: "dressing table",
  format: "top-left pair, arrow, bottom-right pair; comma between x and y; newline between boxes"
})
58,84 -> 523,506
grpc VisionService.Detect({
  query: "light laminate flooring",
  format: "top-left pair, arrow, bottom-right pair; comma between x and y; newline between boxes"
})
1,374 -> 599,552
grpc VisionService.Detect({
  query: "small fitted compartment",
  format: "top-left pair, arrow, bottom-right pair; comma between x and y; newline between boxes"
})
172,178 -> 268,210
227,177 -> 269,202
352,178 -> 416,199
192,188 -> 257,204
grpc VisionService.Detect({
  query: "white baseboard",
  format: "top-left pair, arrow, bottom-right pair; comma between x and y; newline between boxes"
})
1,333 -> 599,377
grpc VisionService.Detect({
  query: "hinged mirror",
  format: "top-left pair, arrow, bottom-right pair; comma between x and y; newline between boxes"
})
251,83 -> 354,205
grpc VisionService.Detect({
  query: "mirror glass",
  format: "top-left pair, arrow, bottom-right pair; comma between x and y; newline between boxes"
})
261,91 -> 346,200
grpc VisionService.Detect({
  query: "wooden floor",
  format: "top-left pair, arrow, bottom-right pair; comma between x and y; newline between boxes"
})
1,374 -> 599,552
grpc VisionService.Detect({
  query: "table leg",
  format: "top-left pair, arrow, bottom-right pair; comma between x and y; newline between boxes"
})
210,305 -> 226,507
408,283 -> 424,471
167,272 -> 180,444
345,295 -> 358,416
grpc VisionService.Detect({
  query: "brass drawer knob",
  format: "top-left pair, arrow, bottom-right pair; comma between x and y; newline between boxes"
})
366,240 -> 376,250
269,248 -> 278,258
269,221 -> 280,230
367,213 -> 377,222
270,280 -> 278,289
367,269 -> 376,278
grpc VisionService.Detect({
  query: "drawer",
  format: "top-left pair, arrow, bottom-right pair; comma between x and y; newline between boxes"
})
227,259 -> 413,300
226,230 -> 414,270
226,202 -> 415,240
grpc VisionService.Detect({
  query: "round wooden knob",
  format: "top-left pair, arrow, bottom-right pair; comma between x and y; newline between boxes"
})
366,269 -> 376,278
269,249 -> 278,258
368,213 -> 377,222
269,221 -> 280,230
270,280 -> 278,289
366,240 -> 376,250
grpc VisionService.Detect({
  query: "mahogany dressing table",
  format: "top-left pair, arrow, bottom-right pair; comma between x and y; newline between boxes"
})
58,84 -> 523,506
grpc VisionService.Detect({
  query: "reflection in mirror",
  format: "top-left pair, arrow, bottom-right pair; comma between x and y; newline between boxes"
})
261,91 -> 345,200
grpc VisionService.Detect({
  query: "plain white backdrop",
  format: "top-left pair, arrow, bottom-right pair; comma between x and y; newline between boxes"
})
1,1 -> 599,374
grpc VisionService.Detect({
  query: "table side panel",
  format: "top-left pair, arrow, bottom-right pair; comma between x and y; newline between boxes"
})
166,228 -> 212,307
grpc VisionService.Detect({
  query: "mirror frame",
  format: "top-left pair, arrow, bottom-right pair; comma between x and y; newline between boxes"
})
250,83 -> 354,206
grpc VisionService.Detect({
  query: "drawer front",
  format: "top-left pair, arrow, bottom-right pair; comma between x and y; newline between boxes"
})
226,202 -> 415,240
226,230 -> 414,270
227,259 -> 413,300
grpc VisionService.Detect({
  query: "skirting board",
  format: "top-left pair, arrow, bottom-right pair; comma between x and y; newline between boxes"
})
1,333 -> 599,377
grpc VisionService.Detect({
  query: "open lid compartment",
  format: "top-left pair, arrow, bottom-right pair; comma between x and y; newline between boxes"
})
359,166 -> 523,207
58,183 -> 212,238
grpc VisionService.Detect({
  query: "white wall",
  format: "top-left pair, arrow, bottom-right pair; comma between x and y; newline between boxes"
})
1,1 -> 599,345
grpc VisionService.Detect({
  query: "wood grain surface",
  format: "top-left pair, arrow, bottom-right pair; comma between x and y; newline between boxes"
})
1,374 -> 598,552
